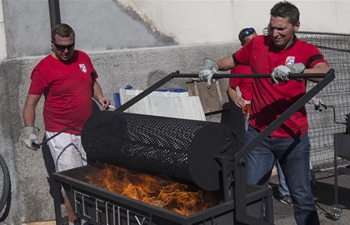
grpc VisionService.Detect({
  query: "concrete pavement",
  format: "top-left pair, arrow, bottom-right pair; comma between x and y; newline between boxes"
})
271,171 -> 350,225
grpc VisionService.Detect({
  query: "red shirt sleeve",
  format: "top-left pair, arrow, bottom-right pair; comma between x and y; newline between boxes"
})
229,65 -> 253,101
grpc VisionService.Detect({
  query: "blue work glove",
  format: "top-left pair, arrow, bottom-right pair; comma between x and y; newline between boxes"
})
21,126 -> 40,150
308,97 -> 327,112
198,58 -> 219,89
271,63 -> 305,84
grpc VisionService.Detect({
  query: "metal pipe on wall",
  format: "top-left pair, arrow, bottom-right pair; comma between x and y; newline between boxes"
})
48,0 -> 61,28
48,4 -> 62,223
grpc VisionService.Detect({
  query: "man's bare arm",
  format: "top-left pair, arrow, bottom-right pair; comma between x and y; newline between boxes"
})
304,62 -> 330,83
23,94 -> 41,126
93,80 -> 110,109
217,56 -> 236,71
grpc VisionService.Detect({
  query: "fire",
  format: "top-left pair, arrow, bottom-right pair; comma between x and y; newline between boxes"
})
85,163 -> 222,216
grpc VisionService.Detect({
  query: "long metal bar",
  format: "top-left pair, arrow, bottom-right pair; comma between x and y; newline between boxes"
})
214,155 -> 233,202
53,179 -> 62,225
117,72 -> 328,112
176,73 -> 328,79
116,71 -> 179,112
234,69 -> 335,224
32,127 -> 82,148
334,135 -> 339,207
48,0 -> 61,28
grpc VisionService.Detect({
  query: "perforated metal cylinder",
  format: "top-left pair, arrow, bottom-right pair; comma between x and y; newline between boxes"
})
81,111 -> 237,190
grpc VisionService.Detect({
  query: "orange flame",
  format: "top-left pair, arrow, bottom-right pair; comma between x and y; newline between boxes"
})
85,163 -> 222,216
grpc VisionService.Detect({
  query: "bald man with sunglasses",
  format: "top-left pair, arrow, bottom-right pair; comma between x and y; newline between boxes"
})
22,23 -> 110,225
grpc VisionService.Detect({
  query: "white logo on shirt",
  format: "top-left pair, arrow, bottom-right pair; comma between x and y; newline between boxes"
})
79,64 -> 87,73
285,56 -> 295,66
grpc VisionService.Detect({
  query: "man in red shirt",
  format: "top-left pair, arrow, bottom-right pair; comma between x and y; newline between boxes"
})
199,1 -> 329,225
230,27 -> 296,206
21,23 -> 110,225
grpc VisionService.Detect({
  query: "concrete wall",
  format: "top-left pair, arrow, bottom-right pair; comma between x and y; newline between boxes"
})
2,0 -> 350,60
2,0 -> 177,60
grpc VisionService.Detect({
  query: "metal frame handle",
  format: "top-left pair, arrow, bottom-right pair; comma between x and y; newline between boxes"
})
116,71 -> 329,112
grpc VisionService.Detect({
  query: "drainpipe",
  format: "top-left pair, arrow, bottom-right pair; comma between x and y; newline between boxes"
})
48,4 -> 63,220
48,0 -> 61,28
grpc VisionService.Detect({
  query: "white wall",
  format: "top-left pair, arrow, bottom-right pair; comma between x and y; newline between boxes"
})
2,0 -> 350,59
117,0 -> 350,44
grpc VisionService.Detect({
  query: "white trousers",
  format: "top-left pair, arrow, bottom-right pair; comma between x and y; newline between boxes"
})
46,131 -> 87,172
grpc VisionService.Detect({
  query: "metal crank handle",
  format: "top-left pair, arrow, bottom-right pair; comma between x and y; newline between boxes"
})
32,105 -> 116,148
174,72 -> 330,79
31,127 -> 82,148
32,142 -> 40,149
210,73 -> 329,79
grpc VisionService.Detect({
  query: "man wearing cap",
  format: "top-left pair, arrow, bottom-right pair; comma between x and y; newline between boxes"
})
228,27 -> 256,131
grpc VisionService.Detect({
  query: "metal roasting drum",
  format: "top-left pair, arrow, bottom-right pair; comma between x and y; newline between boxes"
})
81,111 -> 239,191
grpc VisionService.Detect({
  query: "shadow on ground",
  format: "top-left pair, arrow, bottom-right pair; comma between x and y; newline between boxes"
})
270,171 -> 350,225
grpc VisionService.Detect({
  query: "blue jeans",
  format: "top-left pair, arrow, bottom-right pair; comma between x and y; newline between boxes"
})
244,113 -> 250,131
245,125 -> 319,225
276,160 -> 290,196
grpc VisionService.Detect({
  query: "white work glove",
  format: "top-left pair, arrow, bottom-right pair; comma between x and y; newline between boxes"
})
21,126 -> 40,150
271,63 -> 305,84
308,97 -> 327,112
198,58 -> 219,89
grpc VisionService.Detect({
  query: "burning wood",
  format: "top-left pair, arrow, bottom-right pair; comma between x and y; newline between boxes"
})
85,163 -> 223,216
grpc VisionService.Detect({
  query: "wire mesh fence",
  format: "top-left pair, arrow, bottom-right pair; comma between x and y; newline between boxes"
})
296,31 -> 350,171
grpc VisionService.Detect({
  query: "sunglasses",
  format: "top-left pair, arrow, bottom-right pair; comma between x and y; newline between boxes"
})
52,42 -> 75,51
239,28 -> 256,41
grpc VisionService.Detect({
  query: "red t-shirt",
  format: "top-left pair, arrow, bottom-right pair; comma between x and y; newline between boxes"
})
28,50 -> 98,134
233,35 -> 328,138
230,66 -> 253,101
